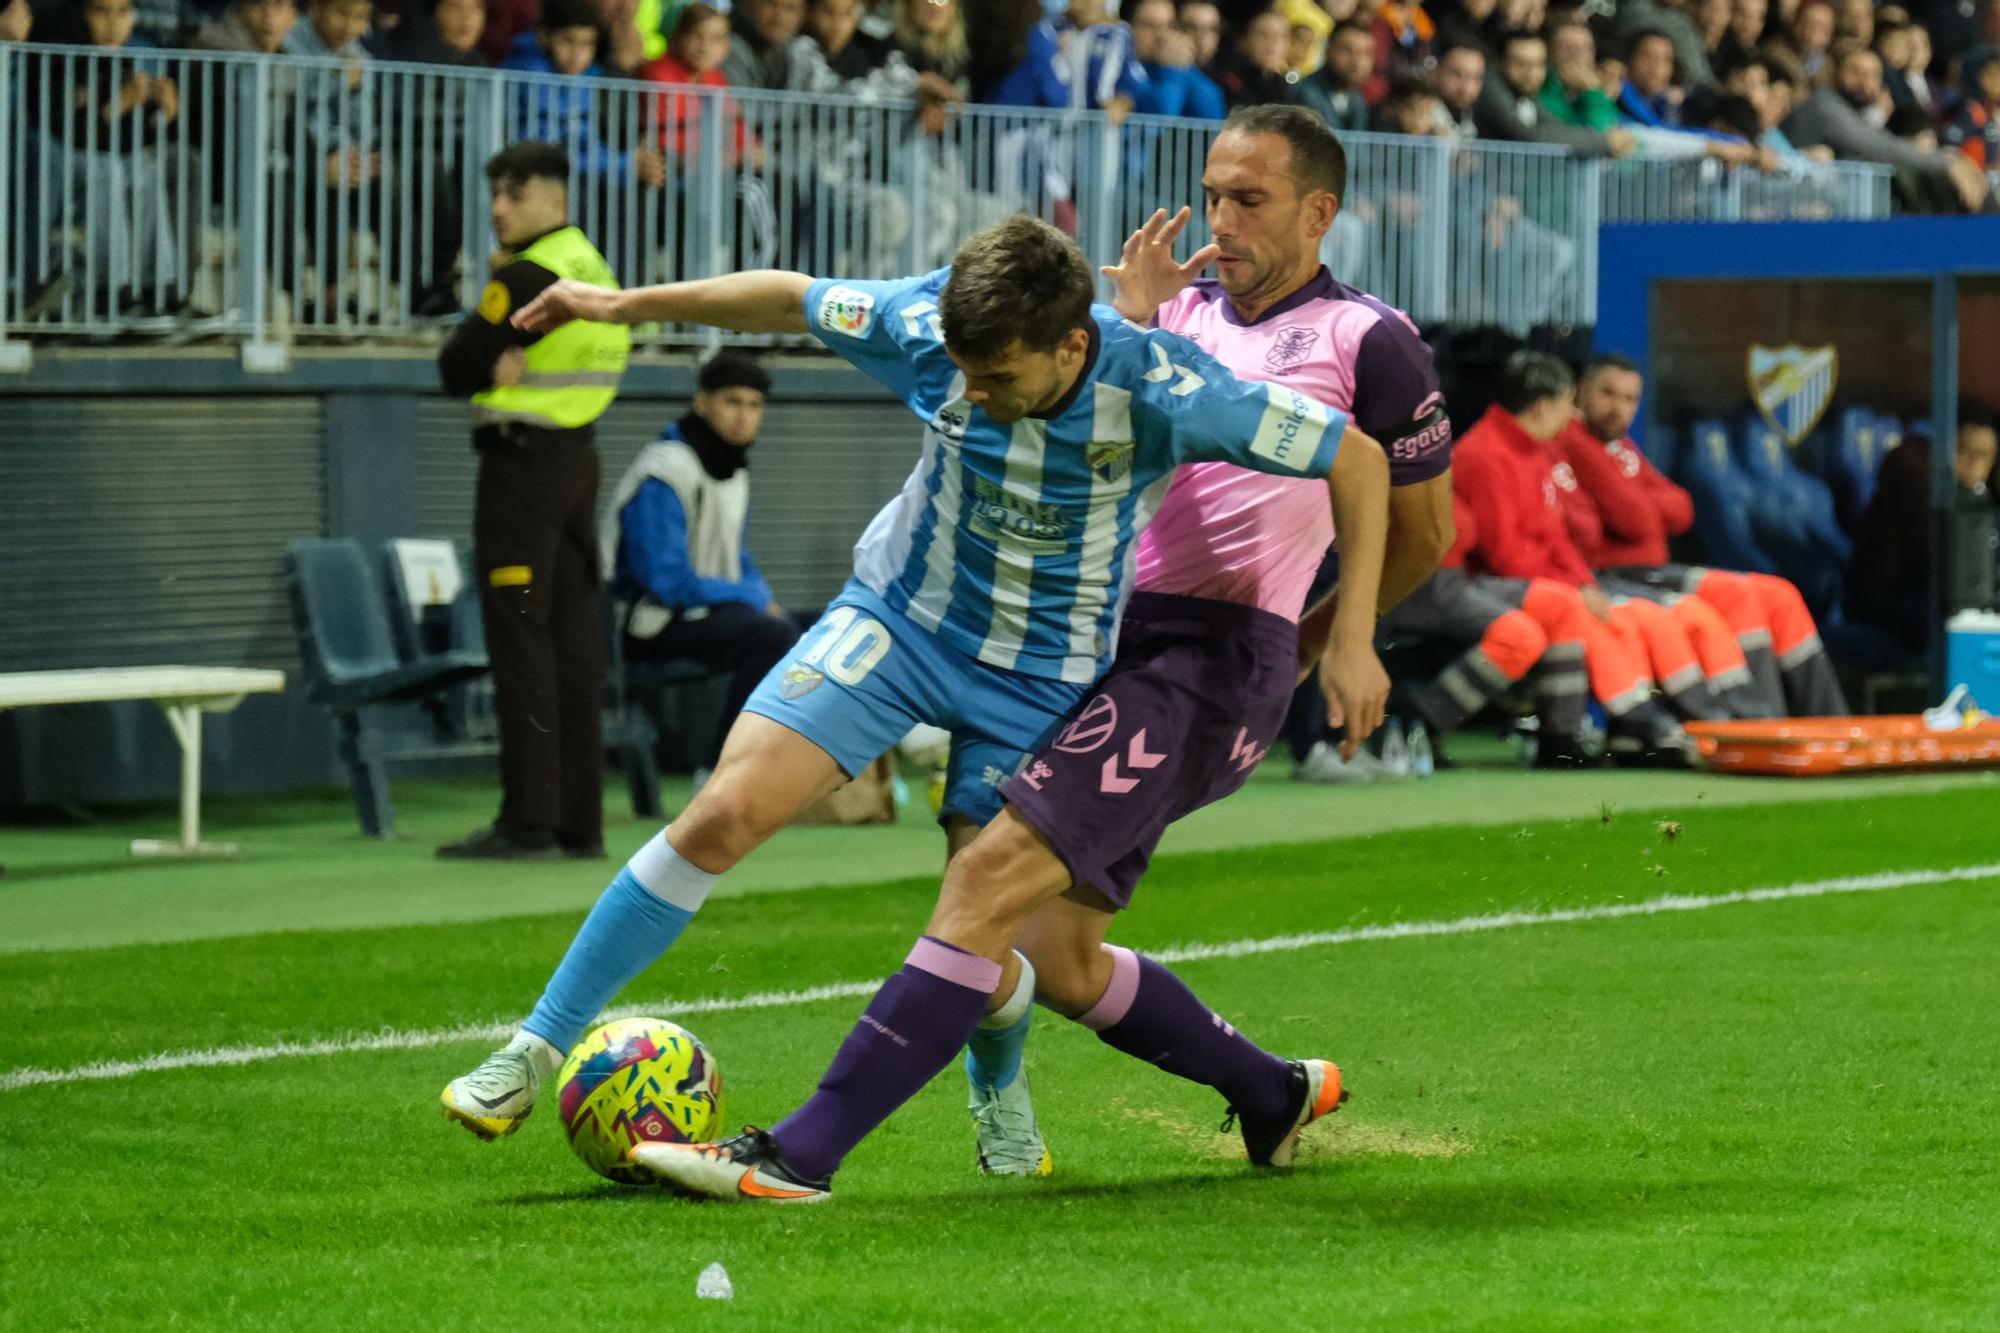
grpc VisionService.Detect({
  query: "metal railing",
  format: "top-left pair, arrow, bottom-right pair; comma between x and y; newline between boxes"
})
0,42 -> 1894,352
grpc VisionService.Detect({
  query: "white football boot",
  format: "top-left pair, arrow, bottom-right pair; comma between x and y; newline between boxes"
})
970,1074 -> 1054,1177
440,1032 -> 560,1140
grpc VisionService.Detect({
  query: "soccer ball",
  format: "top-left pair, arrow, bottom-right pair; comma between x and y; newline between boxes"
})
554,1017 -> 723,1184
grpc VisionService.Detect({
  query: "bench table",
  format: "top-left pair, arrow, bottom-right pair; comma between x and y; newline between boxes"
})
0,667 -> 286,857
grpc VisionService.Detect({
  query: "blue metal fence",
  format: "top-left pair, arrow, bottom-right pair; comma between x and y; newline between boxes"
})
0,42 -> 1893,352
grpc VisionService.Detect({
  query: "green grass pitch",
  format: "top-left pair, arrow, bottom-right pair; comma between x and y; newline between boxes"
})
3,773 -> 1998,1329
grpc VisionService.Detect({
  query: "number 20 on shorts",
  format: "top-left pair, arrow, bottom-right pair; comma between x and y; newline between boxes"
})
799,605 -> 892,685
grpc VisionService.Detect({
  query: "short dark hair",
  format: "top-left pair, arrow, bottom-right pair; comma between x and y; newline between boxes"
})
485,141 -> 570,186
1960,398 -> 1996,433
1330,18 -> 1373,41
670,1 -> 724,44
1581,351 -> 1640,381
940,214 -> 1095,361
1710,92 -> 1762,137
539,0 -> 596,30
1382,73 -> 1438,109
1436,39 -> 1486,65
1625,26 -> 1673,62
1219,103 -> 1348,203
1501,28 -> 1546,54
1493,351 -> 1575,414
697,350 -> 772,397
1885,103 -> 1933,138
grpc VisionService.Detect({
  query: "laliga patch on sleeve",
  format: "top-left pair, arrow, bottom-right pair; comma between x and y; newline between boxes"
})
816,284 -> 875,338
1248,384 -> 1332,472
477,280 -> 511,324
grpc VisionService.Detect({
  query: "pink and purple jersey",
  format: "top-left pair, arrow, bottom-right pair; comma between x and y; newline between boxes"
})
1133,269 -> 1453,620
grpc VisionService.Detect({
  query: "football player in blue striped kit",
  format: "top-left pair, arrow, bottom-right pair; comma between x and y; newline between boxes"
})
437,214 -> 1390,1151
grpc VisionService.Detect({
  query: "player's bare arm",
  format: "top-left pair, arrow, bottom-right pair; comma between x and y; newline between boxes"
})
1321,426 -> 1393,753
513,271 -> 815,336
1102,206 -> 1220,324
1380,471 -> 1455,611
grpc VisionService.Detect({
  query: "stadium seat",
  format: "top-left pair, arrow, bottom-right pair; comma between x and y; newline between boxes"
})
1734,415 -> 1851,618
1824,406 -> 1892,533
286,538 -> 492,838
1676,419 -> 1783,575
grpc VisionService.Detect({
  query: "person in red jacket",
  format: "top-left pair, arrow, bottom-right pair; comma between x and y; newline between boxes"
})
1384,352 -> 1688,765
1561,354 -> 1848,717
1453,353 -> 1758,728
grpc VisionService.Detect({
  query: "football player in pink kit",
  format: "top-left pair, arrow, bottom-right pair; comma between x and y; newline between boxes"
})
631,106 -> 1453,1203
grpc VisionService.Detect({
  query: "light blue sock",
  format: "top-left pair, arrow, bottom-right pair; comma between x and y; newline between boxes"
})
964,952 -> 1036,1093
521,830 -> 716,1052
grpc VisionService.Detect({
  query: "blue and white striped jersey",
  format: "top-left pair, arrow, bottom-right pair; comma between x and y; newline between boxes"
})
804,269 -> 1350,684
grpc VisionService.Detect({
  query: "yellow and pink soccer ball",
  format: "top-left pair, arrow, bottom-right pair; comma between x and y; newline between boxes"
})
554,1017 -> 722,1184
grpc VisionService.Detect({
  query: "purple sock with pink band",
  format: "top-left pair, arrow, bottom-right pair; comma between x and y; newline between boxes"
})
771,936 -> 1001,1181
1079,945 -> 1292,1119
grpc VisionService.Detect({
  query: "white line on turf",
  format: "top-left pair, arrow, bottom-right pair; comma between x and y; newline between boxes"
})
4,861 -> 1996,1094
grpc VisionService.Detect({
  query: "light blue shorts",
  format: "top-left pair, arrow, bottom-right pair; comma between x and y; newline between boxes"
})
741,579 -> 1088,825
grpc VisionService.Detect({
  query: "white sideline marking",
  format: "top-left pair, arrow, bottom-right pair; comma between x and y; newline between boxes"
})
5,862 -> 1997,1094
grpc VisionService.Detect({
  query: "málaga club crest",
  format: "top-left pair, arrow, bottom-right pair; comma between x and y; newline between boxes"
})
1748,344 -> 1839,447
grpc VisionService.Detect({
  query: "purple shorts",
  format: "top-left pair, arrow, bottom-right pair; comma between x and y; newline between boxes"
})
1000,591 -> 1299,909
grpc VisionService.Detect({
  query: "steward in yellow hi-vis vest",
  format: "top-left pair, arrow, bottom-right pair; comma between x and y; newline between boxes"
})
436,141 -> 630,862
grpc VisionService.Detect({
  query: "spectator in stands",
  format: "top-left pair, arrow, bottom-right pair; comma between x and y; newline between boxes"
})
1370,0 -> 1436,102
190,0 -> 295,50
1943,45 -> 2000,180
723,0 -> 811,88
1831,0 -> 1874,48
1782,0 -> 1835,82
1291,18 -> 1375,129
1850,403 -> 1999,652
380,0 -> 488,316
1376,70 -> 1443,131
1757,44 -> 1837,158
21,0 -> 183,321
1431,0 -> 1500,55
1883,20 -> 1946,116
1540,20 -> 1621,129
1,0 -> 30,40
1128,0 -> 1227,117
1476,29 -> 1638,155
1179,0 -> 1223,70
1617,28 -> 1693,127
1787,40 -> 1990,208
1719,0 -> 1769,71
283,0 -> 385,322
1560,354 -> 1848,714
1211,6 -> 1296,107
502,0 -> 668,186
1607,0 -> 1715,90
1432,39 -> 1486,135
895,0 -> 971,93
644,3 -> 747,159
1696,0 -> 1734,67
382,0 -> 485,61
602,353 -> 815,780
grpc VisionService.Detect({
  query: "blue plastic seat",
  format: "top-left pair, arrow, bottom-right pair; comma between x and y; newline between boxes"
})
286,538 -> 492,836
1676,418 -> 1783,575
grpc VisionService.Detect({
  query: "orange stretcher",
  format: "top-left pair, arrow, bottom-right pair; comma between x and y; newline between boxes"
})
1685,717 -> 2000,776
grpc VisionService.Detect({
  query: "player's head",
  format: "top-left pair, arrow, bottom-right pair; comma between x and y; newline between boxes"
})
485,141 -> 570,247
538,0 -> 600,74
1203,105 -> 1345,315
939,215 -> 1096,424
694,351 -> 772,447
1957,399 -> 1998,491
1493,351 -> 1576,441
1578,353 -> 1642,442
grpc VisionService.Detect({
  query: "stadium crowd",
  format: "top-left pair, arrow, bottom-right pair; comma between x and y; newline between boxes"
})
6,0 -> 2000,297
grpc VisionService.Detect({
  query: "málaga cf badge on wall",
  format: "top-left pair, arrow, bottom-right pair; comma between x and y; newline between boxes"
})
1748,344 -> 1839,446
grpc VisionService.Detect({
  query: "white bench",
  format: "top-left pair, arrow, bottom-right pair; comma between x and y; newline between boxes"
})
0,667 -> 286,857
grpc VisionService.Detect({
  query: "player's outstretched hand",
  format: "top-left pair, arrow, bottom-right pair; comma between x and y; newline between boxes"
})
513,278 -> 621,333
1319,639 -> 1390,760
1102,206 -> 1220,324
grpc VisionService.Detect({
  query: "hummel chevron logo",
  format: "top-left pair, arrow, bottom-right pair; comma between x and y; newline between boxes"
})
1142,342 -> 1206,397
1229,727 -> 1268,773
1100,729 -> 1167,794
